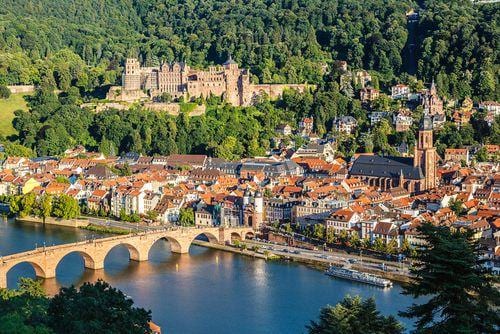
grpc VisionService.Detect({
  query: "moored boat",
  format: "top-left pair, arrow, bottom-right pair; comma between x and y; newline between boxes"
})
325,266 -> 393,288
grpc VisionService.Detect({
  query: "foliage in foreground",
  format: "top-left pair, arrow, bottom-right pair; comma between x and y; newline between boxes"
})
401,223 -> 500,333
307,295 -> 404,334
0,279 -> 152,334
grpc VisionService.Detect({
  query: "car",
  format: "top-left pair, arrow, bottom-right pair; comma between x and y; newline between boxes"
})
293,250 -> 300,254
348,259 -> 358,264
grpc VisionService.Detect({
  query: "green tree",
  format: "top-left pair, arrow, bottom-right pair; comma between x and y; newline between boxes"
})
372,237 -> 386,253
19,192 -> 37,217
51,194 -> 80,219
386,238 -> 398,255
400,238 -> 411,255
38,195 -> 52,223
313,224 -> 325,240
401,223 -> 500,333
475,147 -> 488,162
179,207 -> 195,227
0,278 -> 52,334
448,199 -> 465,216
307,295 -> 403,334
47,280 -> 151,334
0,85 -> 11,99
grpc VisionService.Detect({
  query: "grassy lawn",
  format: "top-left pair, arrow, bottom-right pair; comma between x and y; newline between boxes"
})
0,93 -> 31,137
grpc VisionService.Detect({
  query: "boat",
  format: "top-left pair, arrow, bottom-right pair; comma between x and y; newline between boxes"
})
325,266 -> 393,288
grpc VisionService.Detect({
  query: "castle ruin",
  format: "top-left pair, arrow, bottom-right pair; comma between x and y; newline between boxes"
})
108,56 -> 312,106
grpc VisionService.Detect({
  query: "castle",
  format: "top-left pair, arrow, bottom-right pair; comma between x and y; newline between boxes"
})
109,57 -> 311,106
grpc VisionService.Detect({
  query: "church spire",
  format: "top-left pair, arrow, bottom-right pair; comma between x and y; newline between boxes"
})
430,78 -> 437,95
399,169 -> 405,188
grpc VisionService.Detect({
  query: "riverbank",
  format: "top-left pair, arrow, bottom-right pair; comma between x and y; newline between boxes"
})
191,240 -> 269,260
194,240 -> 412,284
79,223 -> 130,235
16,216 -> 90,228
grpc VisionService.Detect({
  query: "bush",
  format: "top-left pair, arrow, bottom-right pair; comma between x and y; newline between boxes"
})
0,85 -> 11,99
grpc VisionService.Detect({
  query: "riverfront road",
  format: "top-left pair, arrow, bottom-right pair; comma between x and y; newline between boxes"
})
245,239 -> 410,275
87,217 -> 157,232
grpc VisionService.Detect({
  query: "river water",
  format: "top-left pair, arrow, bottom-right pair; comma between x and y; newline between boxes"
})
0,219 -> 418,333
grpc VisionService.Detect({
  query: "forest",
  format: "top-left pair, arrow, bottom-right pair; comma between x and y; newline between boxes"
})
0,0 -> 497,100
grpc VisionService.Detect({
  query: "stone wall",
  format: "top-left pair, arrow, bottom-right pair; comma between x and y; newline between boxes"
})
249,84 -> 315,101
143,102 -> 206,116
6,85 -> 36,94
106,86 -> 149,102
17,216 -> 89,228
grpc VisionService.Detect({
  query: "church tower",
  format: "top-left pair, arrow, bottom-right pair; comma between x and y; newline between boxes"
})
414,116 -> 437,190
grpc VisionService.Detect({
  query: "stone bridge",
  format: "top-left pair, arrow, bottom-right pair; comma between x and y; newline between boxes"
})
0,226 -> 255,289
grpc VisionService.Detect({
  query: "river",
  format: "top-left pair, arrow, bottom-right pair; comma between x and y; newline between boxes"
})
0,219 -> 418,333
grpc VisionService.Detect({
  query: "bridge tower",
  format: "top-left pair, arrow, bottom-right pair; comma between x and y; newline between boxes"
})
253,190 -> 263,231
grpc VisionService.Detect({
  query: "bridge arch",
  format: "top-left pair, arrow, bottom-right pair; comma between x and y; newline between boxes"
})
187,231 -> 220,252
230,232 -> 242,242
55,250 -> 98,271
5,260 -> 47,288
104,242 -> 146,263
148,235 -> 185,256
244,231 -> 255,240
192,232 -> 219,244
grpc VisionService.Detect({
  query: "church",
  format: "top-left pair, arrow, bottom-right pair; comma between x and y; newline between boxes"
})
350,116 -> 437,193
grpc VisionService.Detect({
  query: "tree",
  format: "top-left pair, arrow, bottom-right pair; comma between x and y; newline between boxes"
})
146,210 -> 158,221
51,194 -> 80,219
179,207 -> 195,227
372,237 -> 386,253
349,233 -> 361,248
401,223 -> 500,333
47,280 -> 151,334
38,195 -> 52,223
0,85 -> 11,99
313,224 -> 325,240
475,147 -> 488,162
0,278 -> 52,334
400,239 -> 411,255
307,295 -> 403,334
386,238 -> 398,255
448,199 -> 465,216
19,192 -> 36,217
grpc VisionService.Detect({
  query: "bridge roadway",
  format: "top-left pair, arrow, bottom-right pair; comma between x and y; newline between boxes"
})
0,226 -> 255,289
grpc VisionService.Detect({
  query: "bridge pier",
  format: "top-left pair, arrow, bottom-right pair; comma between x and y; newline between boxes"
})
129,251 -> 149,262
85,259 -> 104,270
40,266 -> 56,279
0,273 -> 6,289
170,242 -> 190,254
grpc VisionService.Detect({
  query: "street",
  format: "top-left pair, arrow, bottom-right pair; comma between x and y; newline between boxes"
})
244,239 -> 410,275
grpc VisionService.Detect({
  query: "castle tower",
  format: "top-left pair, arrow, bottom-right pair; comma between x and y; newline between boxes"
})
123,58 -> 141,91
223,55 -> 241,106
414,116 -> 437,190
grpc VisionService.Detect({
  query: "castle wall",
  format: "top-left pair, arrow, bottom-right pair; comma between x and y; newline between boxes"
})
6,85 -> 35,94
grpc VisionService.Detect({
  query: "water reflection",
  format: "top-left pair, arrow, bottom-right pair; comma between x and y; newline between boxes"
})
2,220 -> 418,334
